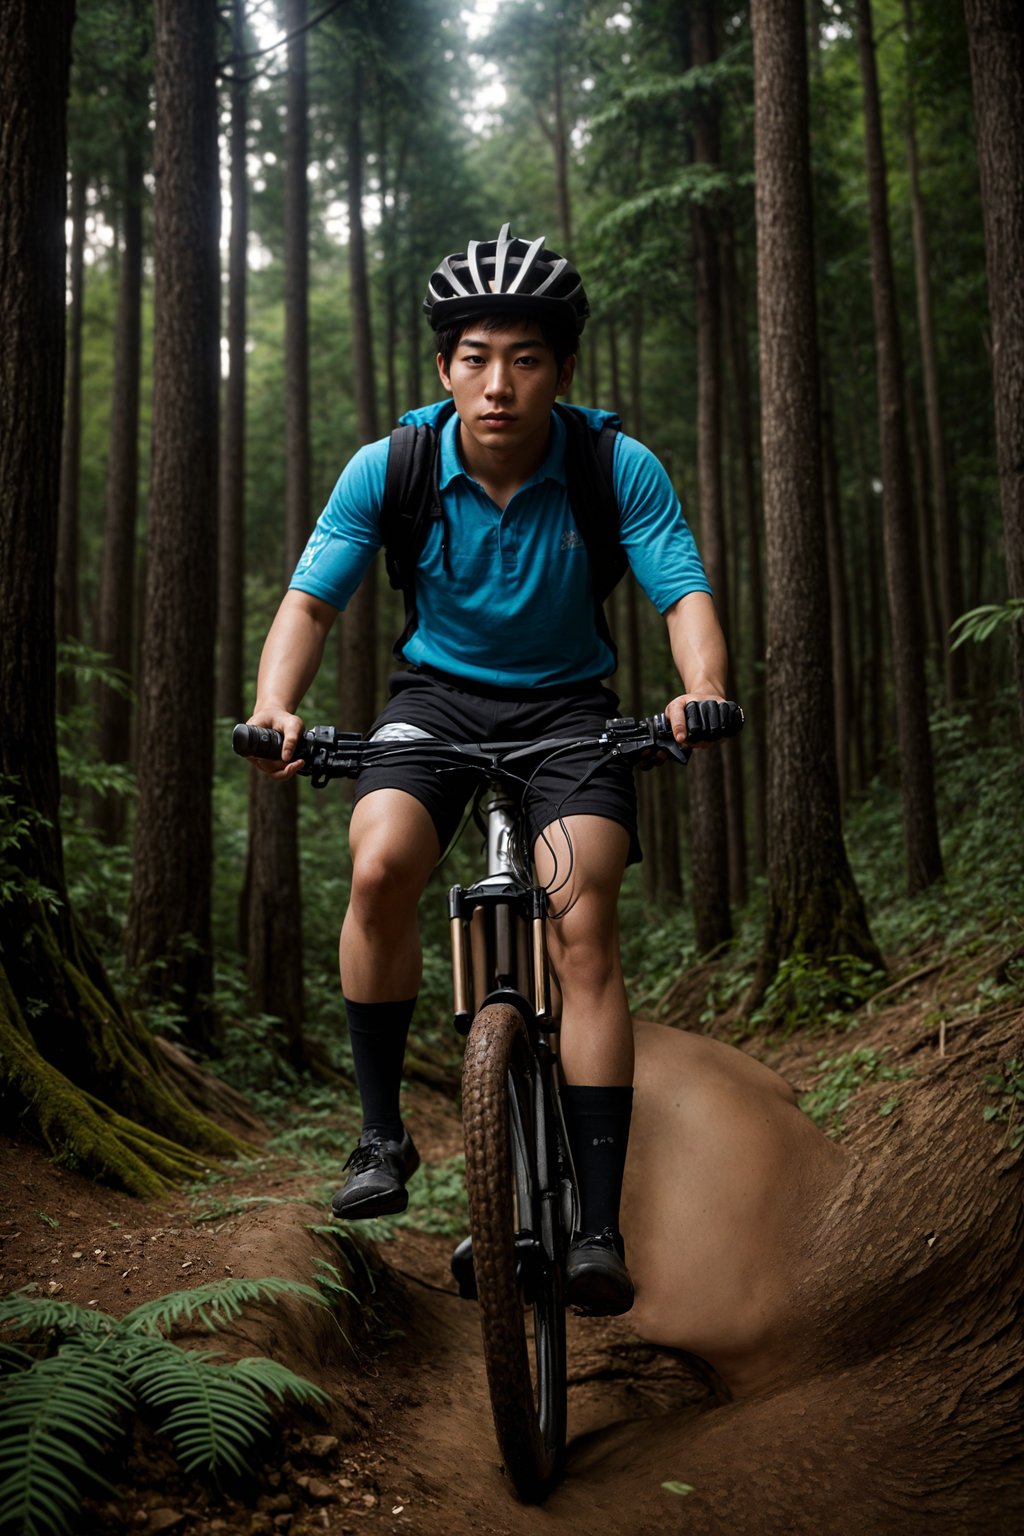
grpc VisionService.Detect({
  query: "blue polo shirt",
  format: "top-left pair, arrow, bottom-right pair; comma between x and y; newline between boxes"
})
289,403 -> 711,688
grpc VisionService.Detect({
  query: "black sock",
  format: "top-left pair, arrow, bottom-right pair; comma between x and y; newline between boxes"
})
344,997 -> 416,1142
561,1084 -> 634,1237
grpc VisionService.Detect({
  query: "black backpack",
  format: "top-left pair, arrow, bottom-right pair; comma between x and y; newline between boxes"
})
379,400 -> 627,660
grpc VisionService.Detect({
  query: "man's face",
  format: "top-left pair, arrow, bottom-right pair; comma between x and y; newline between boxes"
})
436,322 -> 576,459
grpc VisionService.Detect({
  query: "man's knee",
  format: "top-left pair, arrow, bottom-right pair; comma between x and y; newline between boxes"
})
348,795 -> 437,924
547,909 -> 622,994
350,842 -> 420,918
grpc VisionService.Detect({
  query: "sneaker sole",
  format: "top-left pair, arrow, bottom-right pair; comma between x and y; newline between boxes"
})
565,1266 -> 635,1317
330,1186 -> 411,1219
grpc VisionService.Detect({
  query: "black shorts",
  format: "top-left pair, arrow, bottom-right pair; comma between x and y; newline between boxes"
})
353,667 -> 641,865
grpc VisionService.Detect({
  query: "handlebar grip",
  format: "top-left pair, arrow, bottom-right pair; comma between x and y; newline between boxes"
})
232,723 -> 285,759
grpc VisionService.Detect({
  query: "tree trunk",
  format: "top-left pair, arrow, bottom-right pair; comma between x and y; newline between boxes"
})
56,164 -> 86,719
907,382 -> 942,659
93,130 -> 144,846
406,283 -> 422,409
846,329 -> 889,788
904,0 -> 968,705
722,214 -> 767,869
340,85 -> 379,731
688,0 -> 736,948
821,361 -> 854,809
283,0 -> 311,573
550,31 -> 572,251
809,0 -> 856,810
963,0 -> 1024,735
242,0 -> 307,1053
749,0 -> 879,1010
125,0 -> 221,1044
0,0 -> 237,1196
216,0 -> 248,725
857,0 -> 943,893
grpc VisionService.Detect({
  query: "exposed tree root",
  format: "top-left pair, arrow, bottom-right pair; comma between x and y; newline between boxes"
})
1,895 -> 254,1197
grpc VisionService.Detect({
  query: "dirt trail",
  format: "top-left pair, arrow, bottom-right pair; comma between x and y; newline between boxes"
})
3,969 -> 1023,1535
0,1103 -> 717,1536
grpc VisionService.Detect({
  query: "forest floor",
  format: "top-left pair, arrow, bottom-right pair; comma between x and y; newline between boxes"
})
2,934 -> 1022,1536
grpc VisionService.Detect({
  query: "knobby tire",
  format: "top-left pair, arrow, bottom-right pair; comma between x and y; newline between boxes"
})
461,1003 -> 567,1501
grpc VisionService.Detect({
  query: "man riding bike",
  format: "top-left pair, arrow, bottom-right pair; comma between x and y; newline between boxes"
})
246,224 -> 739,1317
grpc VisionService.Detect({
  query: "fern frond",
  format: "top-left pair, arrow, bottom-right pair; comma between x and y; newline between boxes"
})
227,1354 -> 331,1408
313,1258 -> 357,1305
0,1341 -> 130,1536
306,1225 -> 378,1294
126,1338 -> 325,1477
0,1292 -> 115,1347
121,1275 -> 327,1336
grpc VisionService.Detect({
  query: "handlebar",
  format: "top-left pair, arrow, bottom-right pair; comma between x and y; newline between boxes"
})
233,703 -> 744,789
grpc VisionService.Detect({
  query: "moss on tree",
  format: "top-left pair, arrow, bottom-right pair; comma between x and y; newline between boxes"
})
1,897 -> 250,1198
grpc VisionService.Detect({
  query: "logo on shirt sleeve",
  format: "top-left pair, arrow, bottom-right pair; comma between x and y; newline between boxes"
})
560,529 -> 584,551
293,526 -> 329,574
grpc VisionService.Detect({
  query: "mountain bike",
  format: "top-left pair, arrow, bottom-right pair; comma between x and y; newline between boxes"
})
233,710 -> 701,1500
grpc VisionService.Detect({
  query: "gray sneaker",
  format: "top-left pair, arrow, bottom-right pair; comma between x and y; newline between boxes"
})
331,1129 -> 420,1219
565,1227 -> 634,1316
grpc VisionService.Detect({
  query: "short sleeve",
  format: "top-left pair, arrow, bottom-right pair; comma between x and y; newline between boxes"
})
288,438 -> 390,610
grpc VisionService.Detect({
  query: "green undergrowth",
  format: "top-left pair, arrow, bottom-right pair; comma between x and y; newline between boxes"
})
185,1085 -> 469,1245
799,1046 -> 917,1136
620,700 -> 1024,1037
0,1277 -> 335,1536
983,1058 -> 1024,1151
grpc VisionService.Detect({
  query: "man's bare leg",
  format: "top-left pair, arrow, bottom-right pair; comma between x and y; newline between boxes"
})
534,815 -> 635,1312
332,789 -> 439,1218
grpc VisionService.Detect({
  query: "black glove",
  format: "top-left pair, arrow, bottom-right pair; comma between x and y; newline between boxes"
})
683,699 -> 745,743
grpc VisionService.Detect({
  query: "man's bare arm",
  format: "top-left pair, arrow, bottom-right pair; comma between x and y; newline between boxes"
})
247,589 -> 339,778
663,592 -> 730,747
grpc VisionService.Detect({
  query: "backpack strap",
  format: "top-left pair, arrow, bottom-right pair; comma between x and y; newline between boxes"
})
380,421 -> 444,658
556,403 -> 627,662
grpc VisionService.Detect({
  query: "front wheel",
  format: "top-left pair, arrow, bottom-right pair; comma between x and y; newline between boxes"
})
461,1003 -> 567,1501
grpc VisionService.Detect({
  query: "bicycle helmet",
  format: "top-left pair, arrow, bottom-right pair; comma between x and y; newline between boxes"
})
424,222 -> 590,334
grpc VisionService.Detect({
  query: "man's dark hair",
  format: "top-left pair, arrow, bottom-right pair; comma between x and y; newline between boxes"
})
435,311 -> 579,374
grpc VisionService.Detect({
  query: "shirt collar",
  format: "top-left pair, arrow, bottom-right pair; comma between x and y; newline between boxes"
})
438,407 -> 568,493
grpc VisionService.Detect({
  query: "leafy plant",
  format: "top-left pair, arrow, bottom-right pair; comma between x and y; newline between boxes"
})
662,1479 -> 695,1496
800,1047 -> 915,1136
0,1277 -> 332,1536
949,598 -> 1024,651
750,953 -> 884,1036
982,1058 -> 1024,1150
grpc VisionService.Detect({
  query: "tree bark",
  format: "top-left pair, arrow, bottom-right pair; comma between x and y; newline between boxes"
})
821,360 -> 854,809
688,0 -> 737,948
283,0 -> 311,573
721,214 -> 767,868
216,0 -> 248,725
0,0 -> 237,1195
56,164 -> 86,719
94,128 -> 144,846
339,83 -> 379,731
856,0 -> 943,893
750,0 -> 879,1009
963,0 -> 1024,735
903,0 -> 968,705
125,0 -> 221,1043
242,0 -> 307,1054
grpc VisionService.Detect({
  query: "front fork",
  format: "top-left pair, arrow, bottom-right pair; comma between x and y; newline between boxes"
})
448,799 -> 578,1261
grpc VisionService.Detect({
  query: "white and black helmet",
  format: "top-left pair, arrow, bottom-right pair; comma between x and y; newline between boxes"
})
423,223 -> 590,334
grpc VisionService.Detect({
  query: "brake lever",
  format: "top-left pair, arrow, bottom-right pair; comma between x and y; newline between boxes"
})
600,714 -> 690,768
